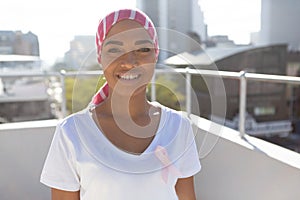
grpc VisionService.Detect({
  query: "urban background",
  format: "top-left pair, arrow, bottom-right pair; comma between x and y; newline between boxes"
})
1,0 -> 300,153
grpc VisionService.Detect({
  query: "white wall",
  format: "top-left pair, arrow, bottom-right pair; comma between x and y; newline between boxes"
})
192,115 -> 300,200
1,117 -> 300,200
0,120 -> 56,200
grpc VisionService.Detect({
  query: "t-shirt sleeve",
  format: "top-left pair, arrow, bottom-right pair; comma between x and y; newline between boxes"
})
176,119 -> 201,178
40,124 -> 80,191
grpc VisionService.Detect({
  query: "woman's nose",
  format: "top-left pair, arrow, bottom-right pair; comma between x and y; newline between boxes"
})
120,51 -> 138,68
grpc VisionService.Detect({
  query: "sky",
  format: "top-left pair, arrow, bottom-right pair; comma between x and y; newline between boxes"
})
0,0 -> 261,66
200,0 -> 261,44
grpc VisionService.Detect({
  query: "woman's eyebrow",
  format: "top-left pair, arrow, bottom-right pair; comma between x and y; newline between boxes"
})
104,40 -> 123,46
135,40 -> 153,45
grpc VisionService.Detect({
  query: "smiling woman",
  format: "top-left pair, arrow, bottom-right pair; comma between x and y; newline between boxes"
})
101,20 -> 156,96
40,8 -> 201,200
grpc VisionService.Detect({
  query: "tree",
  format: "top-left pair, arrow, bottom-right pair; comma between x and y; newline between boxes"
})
147,75 -> 185,110
65,76 -> 106,113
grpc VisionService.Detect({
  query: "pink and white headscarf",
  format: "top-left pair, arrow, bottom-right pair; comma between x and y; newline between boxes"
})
91,8 -> 159,106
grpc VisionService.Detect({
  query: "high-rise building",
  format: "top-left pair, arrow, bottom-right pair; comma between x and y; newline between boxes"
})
64,35 -> 97,69
0,31 -> 39,56
0,31 -> 51,123
252,0 -> 300,51
0,31 -> 40,71
136,0 -> 207,61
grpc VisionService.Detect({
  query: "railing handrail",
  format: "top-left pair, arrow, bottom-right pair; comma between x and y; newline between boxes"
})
2,68 -> 300,83
1,68 -> 300,137
0,70 -> 103,78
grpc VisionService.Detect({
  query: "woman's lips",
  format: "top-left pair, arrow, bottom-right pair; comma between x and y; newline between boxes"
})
118,74 -> 141,80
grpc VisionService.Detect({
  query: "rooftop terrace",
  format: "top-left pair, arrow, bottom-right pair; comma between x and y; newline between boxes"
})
1,69 -> 300,199
1,115 -> 300,199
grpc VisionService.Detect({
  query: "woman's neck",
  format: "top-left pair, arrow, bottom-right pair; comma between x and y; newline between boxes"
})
93,87 -> 161,138
100,88 -> 151,119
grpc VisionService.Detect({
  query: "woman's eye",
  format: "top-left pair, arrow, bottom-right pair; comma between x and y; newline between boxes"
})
107,48 -> 122,53
136,48 -> 151,53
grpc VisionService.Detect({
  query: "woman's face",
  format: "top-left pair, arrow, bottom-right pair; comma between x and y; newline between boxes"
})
101,19 -> 156,96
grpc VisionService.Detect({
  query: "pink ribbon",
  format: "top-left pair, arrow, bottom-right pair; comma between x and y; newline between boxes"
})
155,145 -> 182,184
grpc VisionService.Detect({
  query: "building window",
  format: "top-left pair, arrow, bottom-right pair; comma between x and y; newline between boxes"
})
254,106 -> 276,116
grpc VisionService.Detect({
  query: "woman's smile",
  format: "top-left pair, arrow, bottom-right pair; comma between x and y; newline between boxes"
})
115,66 -> 145,85
117,73 -> 141,81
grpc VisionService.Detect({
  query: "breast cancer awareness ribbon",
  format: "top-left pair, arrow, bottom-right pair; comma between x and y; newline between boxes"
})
154,145 -> 182,184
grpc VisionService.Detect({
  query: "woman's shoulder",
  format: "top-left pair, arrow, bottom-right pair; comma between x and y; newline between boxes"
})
56,108 -> 90,131
153,102 -> 191,128
51,108 -> 95,148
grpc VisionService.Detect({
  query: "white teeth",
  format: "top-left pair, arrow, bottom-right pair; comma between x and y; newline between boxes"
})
120,74 -> 139,80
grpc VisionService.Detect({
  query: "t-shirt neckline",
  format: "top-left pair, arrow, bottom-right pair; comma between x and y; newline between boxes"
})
86,102 -> 167,158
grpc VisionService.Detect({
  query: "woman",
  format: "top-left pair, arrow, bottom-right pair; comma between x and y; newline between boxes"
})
41,8 -> 201,200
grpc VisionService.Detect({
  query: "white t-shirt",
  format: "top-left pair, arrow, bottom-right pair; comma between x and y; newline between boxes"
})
40,103 -> 201,200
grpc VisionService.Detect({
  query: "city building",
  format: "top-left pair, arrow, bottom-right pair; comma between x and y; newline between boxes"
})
0,30 -> 53,123
205,35 -> 236,48
165,44 -> 292,137
0,30 -> 39,56
249,0 -> 300,134
64,35 -> 97,69
0,31 -> 40,72
252,0 -> 300,51
136,0 -> 207,61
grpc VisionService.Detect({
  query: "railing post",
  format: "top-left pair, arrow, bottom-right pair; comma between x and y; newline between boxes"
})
239,71 -> 247,137
186,67 -> 191,116
59,70 -> 66,118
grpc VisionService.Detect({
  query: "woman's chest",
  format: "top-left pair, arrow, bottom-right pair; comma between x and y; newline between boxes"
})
78,160 -> 178,200
97,116 -> 160,154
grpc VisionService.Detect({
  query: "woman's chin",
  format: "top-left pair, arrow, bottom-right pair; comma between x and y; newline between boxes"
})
111,83 -> 147,97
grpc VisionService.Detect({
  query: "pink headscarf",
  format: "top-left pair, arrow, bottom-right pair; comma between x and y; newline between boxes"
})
91,8 -> 159,106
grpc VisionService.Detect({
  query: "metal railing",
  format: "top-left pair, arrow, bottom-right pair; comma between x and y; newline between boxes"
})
1,68 -> 300,138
